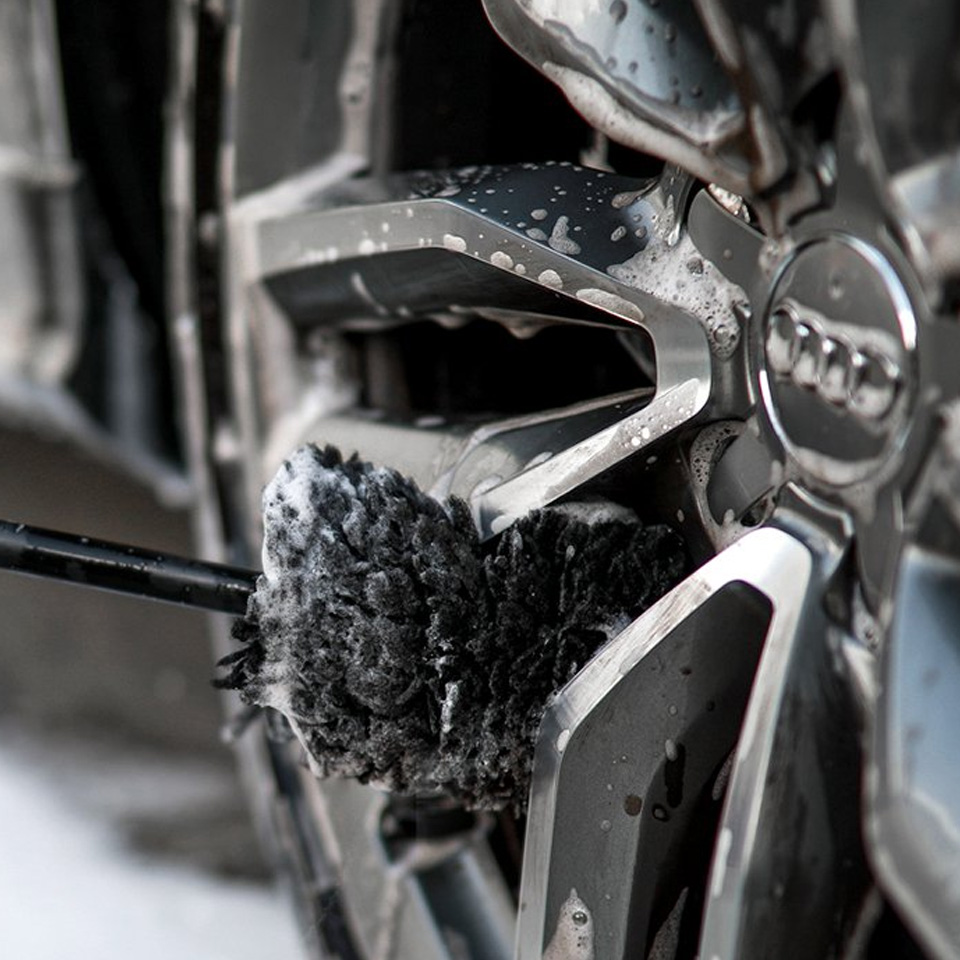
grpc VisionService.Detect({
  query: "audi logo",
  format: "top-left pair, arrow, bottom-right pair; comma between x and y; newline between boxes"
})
765,303 -> 901,420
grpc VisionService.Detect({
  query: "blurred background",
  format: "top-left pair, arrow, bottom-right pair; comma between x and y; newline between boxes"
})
0,424 -> 302,959
0,0 -> 303,955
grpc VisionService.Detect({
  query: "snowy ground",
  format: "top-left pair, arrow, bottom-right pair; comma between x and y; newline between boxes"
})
0,735 -> 304,960
0,424 -> 305,959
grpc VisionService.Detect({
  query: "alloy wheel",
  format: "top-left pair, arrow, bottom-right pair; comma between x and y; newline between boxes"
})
170,2 -> 960,958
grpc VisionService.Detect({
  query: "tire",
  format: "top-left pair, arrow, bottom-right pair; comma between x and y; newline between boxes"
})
171,2 -> 960,959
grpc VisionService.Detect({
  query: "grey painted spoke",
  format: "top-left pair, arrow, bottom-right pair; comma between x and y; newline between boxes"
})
480,0 -> 746,193
307,778 -> 514,960
866,523 -> 960,960
472,377 -> 702,540
698,522 -> 870,960
686,189 -> 764,295
243,165 -> 727,540
518,527 -> 834,960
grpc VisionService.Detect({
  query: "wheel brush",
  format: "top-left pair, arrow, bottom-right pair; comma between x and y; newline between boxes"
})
217,445 -> 688,811
0,444 -> 688,811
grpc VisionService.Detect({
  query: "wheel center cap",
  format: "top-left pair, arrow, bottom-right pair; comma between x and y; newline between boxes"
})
760,236 -> 916,487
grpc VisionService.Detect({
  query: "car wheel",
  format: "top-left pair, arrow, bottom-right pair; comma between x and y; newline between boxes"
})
169,2 -> 960,958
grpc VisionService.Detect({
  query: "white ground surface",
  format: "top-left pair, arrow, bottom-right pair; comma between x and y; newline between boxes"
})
0,741 -> 305,960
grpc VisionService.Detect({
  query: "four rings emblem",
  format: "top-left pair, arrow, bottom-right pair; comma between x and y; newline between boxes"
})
765,301 -> 902,422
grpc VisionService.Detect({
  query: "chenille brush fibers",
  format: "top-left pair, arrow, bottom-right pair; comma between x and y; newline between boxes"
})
218,445 -> 688,811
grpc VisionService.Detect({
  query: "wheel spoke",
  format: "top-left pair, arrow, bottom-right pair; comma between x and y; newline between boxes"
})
693,0 -> 828,196
240,165 -> 742,536
264,389 -> 652,491
268,378 -> 705,545
479,0 -> 747,193
471,377 -> 702,540
517,527 -> 854,960
698,518 -> 871,960
865,498 -> 960,959
686,188 -> 764,295
889,152 -> 960,279
299,777 -> 514,960
825,0 -> 960,283
251,165 -> 742,354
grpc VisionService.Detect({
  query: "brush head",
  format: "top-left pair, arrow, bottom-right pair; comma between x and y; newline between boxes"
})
218,444 -> 688,811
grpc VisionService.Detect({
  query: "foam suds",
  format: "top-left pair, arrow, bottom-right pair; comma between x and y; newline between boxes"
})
218,445 -> 688,811
442,234 -> 468,253
543,888 -> 595,960
574,287 -> 644,322
687,421 -> 754,551
538,268 -> 564,289
608,232 -> 745,359
548,215 -> 582,256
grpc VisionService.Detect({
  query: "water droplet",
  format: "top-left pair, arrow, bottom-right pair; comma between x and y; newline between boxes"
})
609,0 -> 627,24
668,703 -> 678,716
556,729 -> 571,752
600,819 -> 612,832
652,804 -> 671,822
572,910 -> 589,926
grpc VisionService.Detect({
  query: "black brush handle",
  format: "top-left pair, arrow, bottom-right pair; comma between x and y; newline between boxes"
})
0,519 -> 258,614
